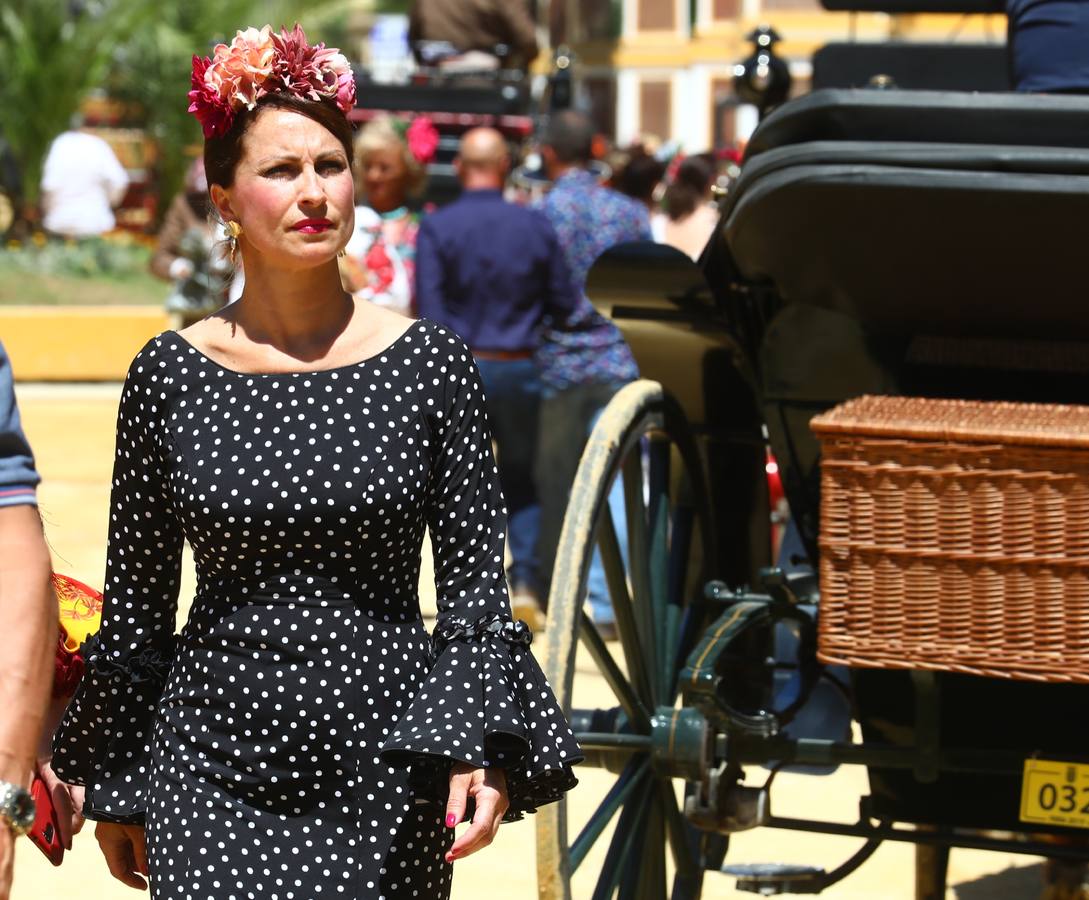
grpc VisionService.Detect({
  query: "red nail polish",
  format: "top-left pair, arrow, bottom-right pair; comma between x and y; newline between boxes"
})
445,813 -> 457,828
445,851 -> 455,863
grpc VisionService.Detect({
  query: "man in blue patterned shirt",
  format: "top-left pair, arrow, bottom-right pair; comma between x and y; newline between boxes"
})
533,110 -> 651,627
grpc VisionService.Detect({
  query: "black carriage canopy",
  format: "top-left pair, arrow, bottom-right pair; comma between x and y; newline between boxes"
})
727,89 -> 1089,343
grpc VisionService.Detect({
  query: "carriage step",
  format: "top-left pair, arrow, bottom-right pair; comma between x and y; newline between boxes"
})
723,863 -> 827,895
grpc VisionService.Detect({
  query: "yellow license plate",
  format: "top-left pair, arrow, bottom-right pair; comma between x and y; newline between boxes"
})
1020,759 -> 1089,830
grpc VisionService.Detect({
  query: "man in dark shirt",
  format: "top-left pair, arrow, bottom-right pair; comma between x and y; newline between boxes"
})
1008,0 -> 1089,93
415,128 -> 577,626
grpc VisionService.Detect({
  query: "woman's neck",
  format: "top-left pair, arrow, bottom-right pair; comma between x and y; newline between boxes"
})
232,257 -> 355,359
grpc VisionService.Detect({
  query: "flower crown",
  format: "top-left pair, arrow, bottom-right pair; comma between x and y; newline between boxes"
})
390,116 -> 440,166
188,24 -> 356,139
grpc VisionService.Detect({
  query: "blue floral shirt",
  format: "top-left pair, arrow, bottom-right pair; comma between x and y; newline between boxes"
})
0,340 -> 38,508
535,169 -> 650,394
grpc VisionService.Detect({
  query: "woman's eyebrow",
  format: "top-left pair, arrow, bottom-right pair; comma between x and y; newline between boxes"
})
253,150 -> 347,166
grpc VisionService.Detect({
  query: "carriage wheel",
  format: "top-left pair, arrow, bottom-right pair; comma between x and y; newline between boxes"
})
536,380 -> 722,900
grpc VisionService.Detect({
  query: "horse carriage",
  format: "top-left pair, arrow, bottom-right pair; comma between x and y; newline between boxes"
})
534,87 -> 1089,898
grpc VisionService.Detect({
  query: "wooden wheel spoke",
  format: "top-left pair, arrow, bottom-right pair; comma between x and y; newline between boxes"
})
591,767 -> 655,900
578,609 -> 652,733
625,791 -> 666,900
570,756 -> 651,873
659,779 -> 700,880
647,437 -> 673,700
664,501 -> 695,698
599,503 -> 656,709
623,449 -> 659,706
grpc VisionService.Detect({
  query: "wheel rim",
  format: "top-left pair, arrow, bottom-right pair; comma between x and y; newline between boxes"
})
536,380 -> 720,900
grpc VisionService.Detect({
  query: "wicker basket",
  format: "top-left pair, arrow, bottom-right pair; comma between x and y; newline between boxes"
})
811,395 -> 1089,683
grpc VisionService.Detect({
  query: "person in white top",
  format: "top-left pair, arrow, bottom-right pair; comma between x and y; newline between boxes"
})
40,124 -> 129,238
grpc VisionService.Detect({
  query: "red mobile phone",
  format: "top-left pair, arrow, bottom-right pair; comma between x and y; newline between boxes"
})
27,774 -> 64,866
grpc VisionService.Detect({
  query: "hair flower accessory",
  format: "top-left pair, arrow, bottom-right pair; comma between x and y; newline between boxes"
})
188,23 -> 356,139
404,116 -> 440,165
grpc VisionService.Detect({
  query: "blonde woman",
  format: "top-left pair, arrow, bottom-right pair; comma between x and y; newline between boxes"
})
342,114 -> 437,316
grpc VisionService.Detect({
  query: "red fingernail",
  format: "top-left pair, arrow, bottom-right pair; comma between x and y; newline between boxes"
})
445,851 -> 456,863
445,813 -> 457,828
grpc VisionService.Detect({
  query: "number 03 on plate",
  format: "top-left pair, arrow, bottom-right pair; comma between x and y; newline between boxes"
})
1021,759 -> 1089,829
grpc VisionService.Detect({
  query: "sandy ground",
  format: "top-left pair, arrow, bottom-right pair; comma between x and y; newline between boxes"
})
9,382 -> 1049,900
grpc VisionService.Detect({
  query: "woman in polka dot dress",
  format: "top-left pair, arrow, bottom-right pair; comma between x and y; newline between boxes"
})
51,25 -> 580,900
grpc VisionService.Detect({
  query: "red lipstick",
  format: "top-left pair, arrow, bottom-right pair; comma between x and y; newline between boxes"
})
293,218 -> 333,234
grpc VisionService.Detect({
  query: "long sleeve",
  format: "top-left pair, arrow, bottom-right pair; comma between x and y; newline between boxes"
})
52,346 -> 182,823
413,217 -> 447,324
380,328 -> 580,819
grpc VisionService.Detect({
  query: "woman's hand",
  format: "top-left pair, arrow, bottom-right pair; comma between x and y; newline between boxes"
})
34,759 -> 84,850
95,821 -> 148,890
444,762 -> 508,863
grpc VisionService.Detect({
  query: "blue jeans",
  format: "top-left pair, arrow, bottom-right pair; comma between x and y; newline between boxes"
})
476,357 -> 542,592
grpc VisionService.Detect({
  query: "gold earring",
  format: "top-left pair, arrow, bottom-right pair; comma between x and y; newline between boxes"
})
226,220 -> 242,264
338,248 -> 347,259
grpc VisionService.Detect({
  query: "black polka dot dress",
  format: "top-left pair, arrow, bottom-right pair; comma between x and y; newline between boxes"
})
52,319 -> 581,899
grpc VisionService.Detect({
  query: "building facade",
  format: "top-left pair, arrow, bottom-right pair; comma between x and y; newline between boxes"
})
547,0 -> 1006,151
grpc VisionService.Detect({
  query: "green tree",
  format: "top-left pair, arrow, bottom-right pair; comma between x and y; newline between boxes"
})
107,1 -> 350,225
0,0 -> 154,217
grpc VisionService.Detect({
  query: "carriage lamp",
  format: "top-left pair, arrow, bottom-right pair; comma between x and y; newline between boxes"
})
733,26 -> 793,118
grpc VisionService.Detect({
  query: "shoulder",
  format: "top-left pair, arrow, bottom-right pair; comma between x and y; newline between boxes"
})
415,319 -> 473,369
118,334 -> 184,424
127,333 -> 177,382
354,205 -> 381,229
417,200 -> 457,232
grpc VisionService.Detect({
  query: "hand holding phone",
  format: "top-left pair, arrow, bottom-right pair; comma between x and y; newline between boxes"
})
27,774 -> 63,866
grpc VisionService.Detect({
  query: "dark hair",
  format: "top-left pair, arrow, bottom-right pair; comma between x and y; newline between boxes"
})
664,154 -> 716,222
616,151 -> 666,205
541,109 -> 595,165
203,94 -> 355,190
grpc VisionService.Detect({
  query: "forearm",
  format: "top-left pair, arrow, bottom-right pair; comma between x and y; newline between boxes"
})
0,506 -> 57,785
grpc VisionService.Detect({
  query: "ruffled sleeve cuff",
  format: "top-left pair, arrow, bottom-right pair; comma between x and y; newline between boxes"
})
380,613 -> 582,821
51,634 -> 177,824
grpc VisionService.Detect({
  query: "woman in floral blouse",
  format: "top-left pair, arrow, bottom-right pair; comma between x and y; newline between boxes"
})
342,115 -> 438,316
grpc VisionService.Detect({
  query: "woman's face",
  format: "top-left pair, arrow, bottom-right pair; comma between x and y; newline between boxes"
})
212,108 -> 355,271
361,144 -> 410,212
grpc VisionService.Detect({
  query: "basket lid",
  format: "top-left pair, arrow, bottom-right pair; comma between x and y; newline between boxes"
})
811,394 -> 1089,448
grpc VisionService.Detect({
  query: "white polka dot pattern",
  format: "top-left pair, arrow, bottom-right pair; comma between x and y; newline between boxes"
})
51,319 -> 581,899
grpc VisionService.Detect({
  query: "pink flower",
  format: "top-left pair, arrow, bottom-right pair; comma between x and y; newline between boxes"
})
187,55 -> 235,139
406,117 -> 439,165
335,67 -> 357,114
209,26 -> 276,109
271,25 -> 355,111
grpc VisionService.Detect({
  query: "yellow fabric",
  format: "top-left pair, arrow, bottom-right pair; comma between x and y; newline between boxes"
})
52,574 -> 103,651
